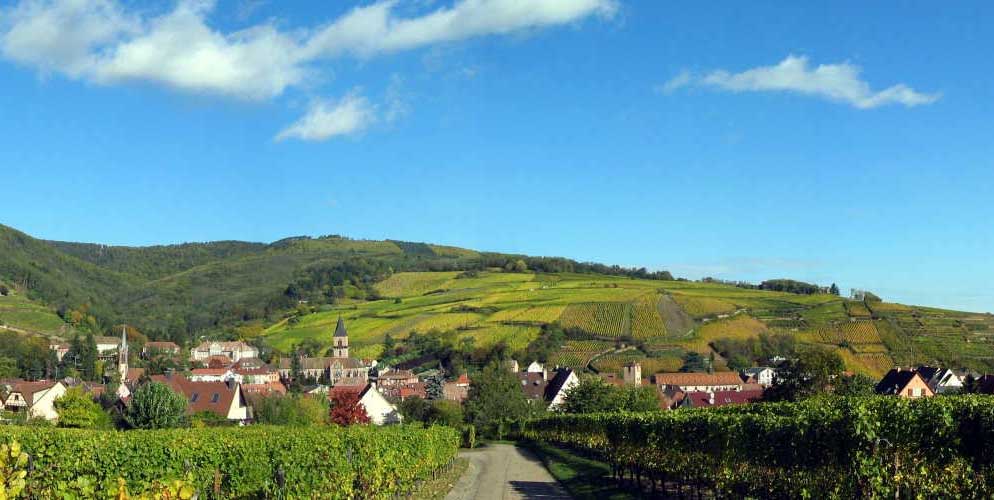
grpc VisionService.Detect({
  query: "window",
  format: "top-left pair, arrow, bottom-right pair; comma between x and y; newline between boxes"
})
190,393 -> 199,402
211,393 -> 220,403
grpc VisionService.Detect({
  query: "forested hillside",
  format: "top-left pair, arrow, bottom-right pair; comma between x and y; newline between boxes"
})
2,223 -> 992,375
0,224 -> 671,345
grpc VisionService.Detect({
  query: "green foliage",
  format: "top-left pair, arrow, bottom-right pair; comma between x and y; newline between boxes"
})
0,425 -> 459,499
765,346 -> 844,402
834,373 -> 877,397
399,398 -> 464,428
526,396 -> 994,498
253,394 -> 328,426
54,388 -> 111,429
0,358 -> 18,379
465,363 -> 539,440
125,382 -> 188,430
759,279 -> 823,295
0,441 -> 29,500
560,377 -> 660,414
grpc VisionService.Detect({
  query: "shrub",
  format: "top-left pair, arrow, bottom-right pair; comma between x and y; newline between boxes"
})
0,425 -> 459,499
125,382 -> 188,429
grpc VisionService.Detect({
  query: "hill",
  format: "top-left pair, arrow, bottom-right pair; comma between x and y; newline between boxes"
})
262,270 -> 994,376
2,223 -> 992,376
0,224 -> 667,345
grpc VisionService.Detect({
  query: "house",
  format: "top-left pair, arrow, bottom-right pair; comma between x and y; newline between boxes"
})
189,368 -> 237,383
545,369 -> 579,410
150,374 -> 251,422
526,361 -> 545,374
875,368 -> 934,398
142,341 -> 180,357
190,341 -> 259,363
330,384 -> 401,425
49,343 -> 70,362
741,367 -> 777,388
378,369 -> 418,388
651,372 -> 744,393
443,374 -> 471,403
681,389 -> 764,409
914,366 -> 963,394
517,368 -> 578,410
2,380 -> 67,421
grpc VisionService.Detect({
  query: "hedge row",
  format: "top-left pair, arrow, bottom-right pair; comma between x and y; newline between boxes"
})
525,396 -> 994,498
0,425 -> 460,499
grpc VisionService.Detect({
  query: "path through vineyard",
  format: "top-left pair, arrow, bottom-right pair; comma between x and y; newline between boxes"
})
445,443 -> 571,500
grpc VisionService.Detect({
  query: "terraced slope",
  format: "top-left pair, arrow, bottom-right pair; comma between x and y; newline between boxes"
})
264,271 -> 994,377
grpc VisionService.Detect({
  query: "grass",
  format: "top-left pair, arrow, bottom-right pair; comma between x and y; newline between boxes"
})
523,440 -> 635,500
0,287 -> 68,335
404,458 -> 468,500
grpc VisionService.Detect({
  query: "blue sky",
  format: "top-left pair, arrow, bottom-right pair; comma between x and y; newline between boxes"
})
1,1 -> 992,312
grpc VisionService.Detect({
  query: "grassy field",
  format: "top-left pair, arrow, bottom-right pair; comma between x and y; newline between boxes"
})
262,271 -> 994,376
0,285 -> 68,336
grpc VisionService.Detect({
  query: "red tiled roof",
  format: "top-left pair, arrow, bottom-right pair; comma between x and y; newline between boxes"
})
242,382 -> 287,395
191,368 -> 229,376
150,375 -> 241,418
652,372 -> 744,387
9,381 -> 58,406
685,390 -> 763,408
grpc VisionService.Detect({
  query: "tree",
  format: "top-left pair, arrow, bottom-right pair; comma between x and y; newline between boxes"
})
254,394 -> 327,425
399,396 -> 433,423
0,357 -> 18,379
329,390 -> 370,426
560,377 -> 661,414
835,373 -> 877,397
428,400 -> 464,428
829,283 -> 840,296
680,352 -> 708,373
617,386 -> 660,412
765,346 -> 844,402
424,374 -> 445,400
560,377 -> 618,414
465,363 -> 536,439
79,333 -> 99,381
125,382 -> 188,429
54,388 -> 111,429
0,284 -> 8,296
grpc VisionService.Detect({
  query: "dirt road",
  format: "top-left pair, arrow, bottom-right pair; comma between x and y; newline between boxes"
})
445,443 -> 571,500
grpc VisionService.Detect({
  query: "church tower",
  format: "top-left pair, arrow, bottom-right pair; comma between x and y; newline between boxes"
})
118,325 -> 129,381
332,317 -> 349,358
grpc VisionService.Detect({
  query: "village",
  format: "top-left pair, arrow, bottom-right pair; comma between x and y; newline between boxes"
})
1,316 -> 985,426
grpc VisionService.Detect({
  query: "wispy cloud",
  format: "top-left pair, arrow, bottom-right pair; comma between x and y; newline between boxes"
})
1,0 -> 616,101
662,55 -> 940,109
275,90 -> 375,142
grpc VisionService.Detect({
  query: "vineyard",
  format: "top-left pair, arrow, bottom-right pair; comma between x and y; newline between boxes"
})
548,340 -> 614,368
525,397 -> 994,498
263,270 -> 994,376
559,302 -> 631,338
630,294 -> 666,339
670,294 -> 737,318
0,425 -> 459,499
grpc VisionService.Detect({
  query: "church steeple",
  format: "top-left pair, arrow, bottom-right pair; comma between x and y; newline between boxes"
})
332,317 -> 349,358
118,325 -> 129,381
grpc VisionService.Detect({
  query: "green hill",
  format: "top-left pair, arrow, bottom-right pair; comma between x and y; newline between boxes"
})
262,270 -> 994,376
2,223 -> 992,375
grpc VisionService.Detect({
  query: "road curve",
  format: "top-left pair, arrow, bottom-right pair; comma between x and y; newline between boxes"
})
445,443 -> 571,500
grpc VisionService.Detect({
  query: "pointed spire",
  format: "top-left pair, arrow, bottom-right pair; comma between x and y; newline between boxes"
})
334,316 -> 348,338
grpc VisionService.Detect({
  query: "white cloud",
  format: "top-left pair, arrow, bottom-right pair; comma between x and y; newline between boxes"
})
275,91 -> 375,142
664,55 -> 940,109
301,0 -> 618,59
1,0 -> 616,100
0,0 -> 139,77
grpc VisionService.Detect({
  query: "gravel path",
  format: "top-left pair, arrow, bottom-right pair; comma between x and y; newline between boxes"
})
445,443 -> 571,500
